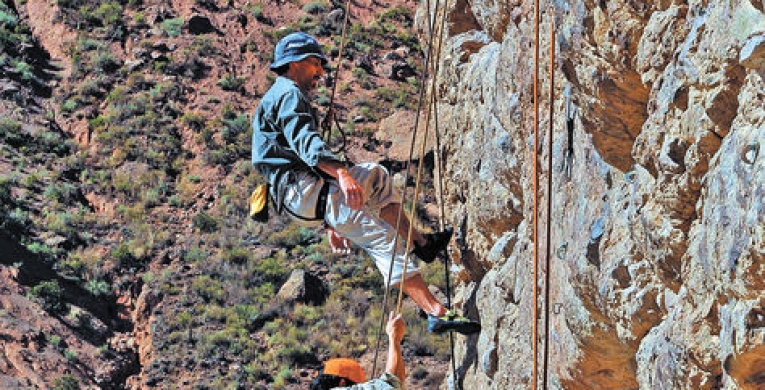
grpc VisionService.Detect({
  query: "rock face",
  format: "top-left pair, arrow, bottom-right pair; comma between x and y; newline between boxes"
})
420,0 -> 764,388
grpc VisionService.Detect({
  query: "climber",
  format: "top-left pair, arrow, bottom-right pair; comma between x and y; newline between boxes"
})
310,312 -> 405,389
251,31 -> 480,335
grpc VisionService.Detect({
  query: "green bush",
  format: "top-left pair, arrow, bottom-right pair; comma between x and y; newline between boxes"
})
85,279 -> 111,297
94,2 -> 122,25
60,99 -> 80,115
28,280 -> 67,314
263,225 -> 316,248
302,1 -> 327,14
245,3 -> 263,19
26,242 -> 55,260
192,212 -> 219,233
0,118 -> 23,146
253,256 -> 289,284
91,50 -> 121,74
52,374 -> 81,390
161,17 -> 184,37
111,243 -> 136,266
217,74 -> 245,92
181,112 -> 206,130
43,182 -> 79,203
191,275 -> 225,304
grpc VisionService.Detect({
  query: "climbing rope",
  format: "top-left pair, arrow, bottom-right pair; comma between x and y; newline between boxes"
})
370,0 -> 459,381
532,0 -> 541,387
543,9 -> 556,389
534,4 -> 556,389
320,0 -> 352,154
425,7 -> 460,385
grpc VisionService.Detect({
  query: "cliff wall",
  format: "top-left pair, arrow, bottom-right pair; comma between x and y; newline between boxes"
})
423,0 -> 764,388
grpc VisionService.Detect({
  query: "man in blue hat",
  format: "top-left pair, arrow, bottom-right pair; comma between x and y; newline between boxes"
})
251,31 -> 480,335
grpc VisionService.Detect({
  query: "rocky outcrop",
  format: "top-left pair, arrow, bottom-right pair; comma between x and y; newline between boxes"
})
422,0 -> 764,388
276,269 -> 329,306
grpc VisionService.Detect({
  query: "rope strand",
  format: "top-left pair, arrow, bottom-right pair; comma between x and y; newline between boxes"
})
321,0 -> 352,154
532,0 -> 541,387
543,7 -> 556,389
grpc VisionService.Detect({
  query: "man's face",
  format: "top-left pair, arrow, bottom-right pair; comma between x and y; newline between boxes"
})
289,56 -> 325,93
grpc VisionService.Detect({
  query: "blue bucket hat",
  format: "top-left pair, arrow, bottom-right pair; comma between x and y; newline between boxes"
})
270,32 -> 328,71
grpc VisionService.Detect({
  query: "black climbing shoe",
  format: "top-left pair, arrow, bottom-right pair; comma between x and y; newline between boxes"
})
412,226 -> 454,263
427,310 -> 481,335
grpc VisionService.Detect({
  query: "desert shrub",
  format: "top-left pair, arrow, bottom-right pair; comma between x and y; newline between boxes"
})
191,275 -> 225,303
253,256 -> 289,284
43,210 -> 80,242
111,242 -> 136,266
217,74 -> 245,92
2,207 -> 30,235
60,99 -> 79,115
263,224 -> 317,248
0,118 -> 24,147
85,279 -> 111,297
161,17 -> 184,37
0,175 -> 14,206
303,1 -> 327,14
13,60 -> 37,82
26,242 -> 55,261
93,2 -> 122,25
192,212 -> 219,233
379,5 -> 412,24
91,50 -> 121,74
60,249 -> 100,280
43,182 -> 79,203
28,280 -> 67,314
222,247 -> 251,264
52,375 -> 80,390
190,35 -> 217,56
183,247 -> 208,262
245,3 -> 264,19
181,112 -> 206,130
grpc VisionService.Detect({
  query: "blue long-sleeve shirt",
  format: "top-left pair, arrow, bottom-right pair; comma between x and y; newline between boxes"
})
251,76 -> 340,209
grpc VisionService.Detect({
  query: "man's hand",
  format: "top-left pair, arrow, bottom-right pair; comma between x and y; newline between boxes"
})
316,161 -> 365,210
386,312 -> 405,345
327,228 -> 352,254
385,311 -> 406,382
337,169 -> 365,210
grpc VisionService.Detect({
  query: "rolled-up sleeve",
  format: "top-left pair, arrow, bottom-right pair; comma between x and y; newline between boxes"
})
278,89 -> 339,167
344,372 -> 403,389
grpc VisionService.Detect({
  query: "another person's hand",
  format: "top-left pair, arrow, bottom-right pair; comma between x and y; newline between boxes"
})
327,228 -> 352,254
386,312 -> 405,345
337,169 -> 365,210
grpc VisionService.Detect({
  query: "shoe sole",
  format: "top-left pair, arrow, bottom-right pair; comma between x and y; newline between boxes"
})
429,322 -> 481,335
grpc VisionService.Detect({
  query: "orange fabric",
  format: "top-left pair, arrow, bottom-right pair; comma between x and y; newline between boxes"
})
323,358 -> 366,384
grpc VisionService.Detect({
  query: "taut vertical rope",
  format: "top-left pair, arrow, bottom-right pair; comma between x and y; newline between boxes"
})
320,0 -> 352,154
370,0 -> 449,377
532,0 -> 541,388
543,8 -> 555,389
427,9 -> 460,387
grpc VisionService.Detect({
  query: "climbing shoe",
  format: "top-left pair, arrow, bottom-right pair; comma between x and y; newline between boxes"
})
427,311 -> 481,335
412,226 -> 454,263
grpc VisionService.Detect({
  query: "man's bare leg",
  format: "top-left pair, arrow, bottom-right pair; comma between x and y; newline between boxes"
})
395,273 -> 447,317
379,203 -> 426,247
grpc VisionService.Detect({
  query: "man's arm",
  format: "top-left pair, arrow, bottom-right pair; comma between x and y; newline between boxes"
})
316,160 -> 365,210
385,312 -> 406,383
